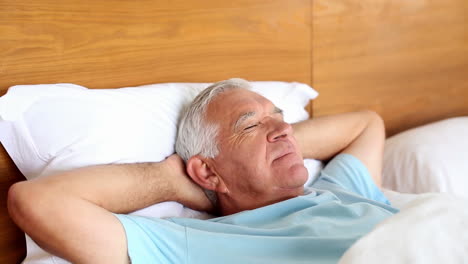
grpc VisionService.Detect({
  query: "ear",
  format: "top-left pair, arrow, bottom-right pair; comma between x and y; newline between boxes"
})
186,155 -> 228,193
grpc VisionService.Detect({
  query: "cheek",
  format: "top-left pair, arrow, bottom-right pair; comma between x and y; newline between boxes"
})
219,138 -> 269,190
228,132 -> 267,158
234,143 -> 267,175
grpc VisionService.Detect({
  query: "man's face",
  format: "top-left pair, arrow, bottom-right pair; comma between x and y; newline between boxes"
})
206,89 -> 308,208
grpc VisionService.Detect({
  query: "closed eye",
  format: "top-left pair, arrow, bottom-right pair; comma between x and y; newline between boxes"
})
244,124 -> 258,130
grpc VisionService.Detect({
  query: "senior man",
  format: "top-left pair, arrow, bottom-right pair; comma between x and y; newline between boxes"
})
8,78 -> 397,263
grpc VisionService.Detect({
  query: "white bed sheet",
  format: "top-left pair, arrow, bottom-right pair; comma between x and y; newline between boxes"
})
340,192 -> 468,263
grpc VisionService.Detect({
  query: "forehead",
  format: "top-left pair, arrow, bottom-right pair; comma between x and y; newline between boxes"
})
206,89 -> 273,124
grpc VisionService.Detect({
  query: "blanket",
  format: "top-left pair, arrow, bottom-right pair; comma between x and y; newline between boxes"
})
339,193 -> 468,263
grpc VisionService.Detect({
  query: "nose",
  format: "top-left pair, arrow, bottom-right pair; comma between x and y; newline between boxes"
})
266,118 -> 293,142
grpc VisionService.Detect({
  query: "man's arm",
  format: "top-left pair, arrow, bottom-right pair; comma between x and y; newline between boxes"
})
7,154 -> 211,263
292,110 -> 385,187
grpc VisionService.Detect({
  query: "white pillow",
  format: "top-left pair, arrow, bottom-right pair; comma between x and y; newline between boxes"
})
0,81 -> 319,264
382,117 -> 468,198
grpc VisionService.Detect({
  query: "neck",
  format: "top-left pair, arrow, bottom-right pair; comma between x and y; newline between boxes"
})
218,187 -> 304,216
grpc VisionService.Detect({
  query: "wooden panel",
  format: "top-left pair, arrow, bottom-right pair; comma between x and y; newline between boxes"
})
0,79 -> 26,264
313,0 -> 468,136
0,0 -> 312,93
0,144 -> 26,264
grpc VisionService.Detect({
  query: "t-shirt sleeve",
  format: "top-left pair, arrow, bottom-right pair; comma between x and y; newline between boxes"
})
312,153 -> 390,204
114,214 -> 187,264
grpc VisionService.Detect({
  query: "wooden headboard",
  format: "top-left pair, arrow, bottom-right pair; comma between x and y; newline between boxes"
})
1,0 -> 467,263
312,0 -> 468,136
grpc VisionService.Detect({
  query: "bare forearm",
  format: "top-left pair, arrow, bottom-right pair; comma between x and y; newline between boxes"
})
19,155 -> 210,214
293,110 -> 385,186
293,111 -> 374,160
27,160 -> 177,213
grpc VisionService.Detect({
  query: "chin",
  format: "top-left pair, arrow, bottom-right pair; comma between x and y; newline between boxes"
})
277,163 -> 308,191
290,163 -> 309,184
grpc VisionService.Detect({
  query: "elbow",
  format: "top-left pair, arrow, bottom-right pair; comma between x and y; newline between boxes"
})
363,110 -> 383,121
8,182 -> 29,228
7,181 -> 41,232
363,110 -> 385,138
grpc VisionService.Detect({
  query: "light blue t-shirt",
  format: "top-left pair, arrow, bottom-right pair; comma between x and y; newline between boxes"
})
116,154 -> 398,264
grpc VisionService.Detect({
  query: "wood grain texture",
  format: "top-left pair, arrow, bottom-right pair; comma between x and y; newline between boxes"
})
0,0 -> 312,92
312,0 -> 468,136
0,144 -> 26,263
0,1 -> 312,263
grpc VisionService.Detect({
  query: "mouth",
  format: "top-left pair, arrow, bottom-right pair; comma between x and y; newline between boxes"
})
270,141 -> 301,164
273,151 -> 294,162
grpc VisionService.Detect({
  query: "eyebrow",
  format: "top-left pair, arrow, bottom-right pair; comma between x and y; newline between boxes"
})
274,106 -> 284,115
233,106 -> 283,131
234,111 -> 256,131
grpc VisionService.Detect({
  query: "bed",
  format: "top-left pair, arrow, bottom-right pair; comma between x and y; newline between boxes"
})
0,0 -> 467,263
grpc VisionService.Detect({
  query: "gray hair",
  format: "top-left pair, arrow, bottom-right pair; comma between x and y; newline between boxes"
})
175,78 -> 252,205
176,78 -> 252,162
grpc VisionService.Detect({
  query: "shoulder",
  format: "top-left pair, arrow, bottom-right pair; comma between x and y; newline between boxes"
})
115,214 -> 187,263
312,154 -> 389,204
